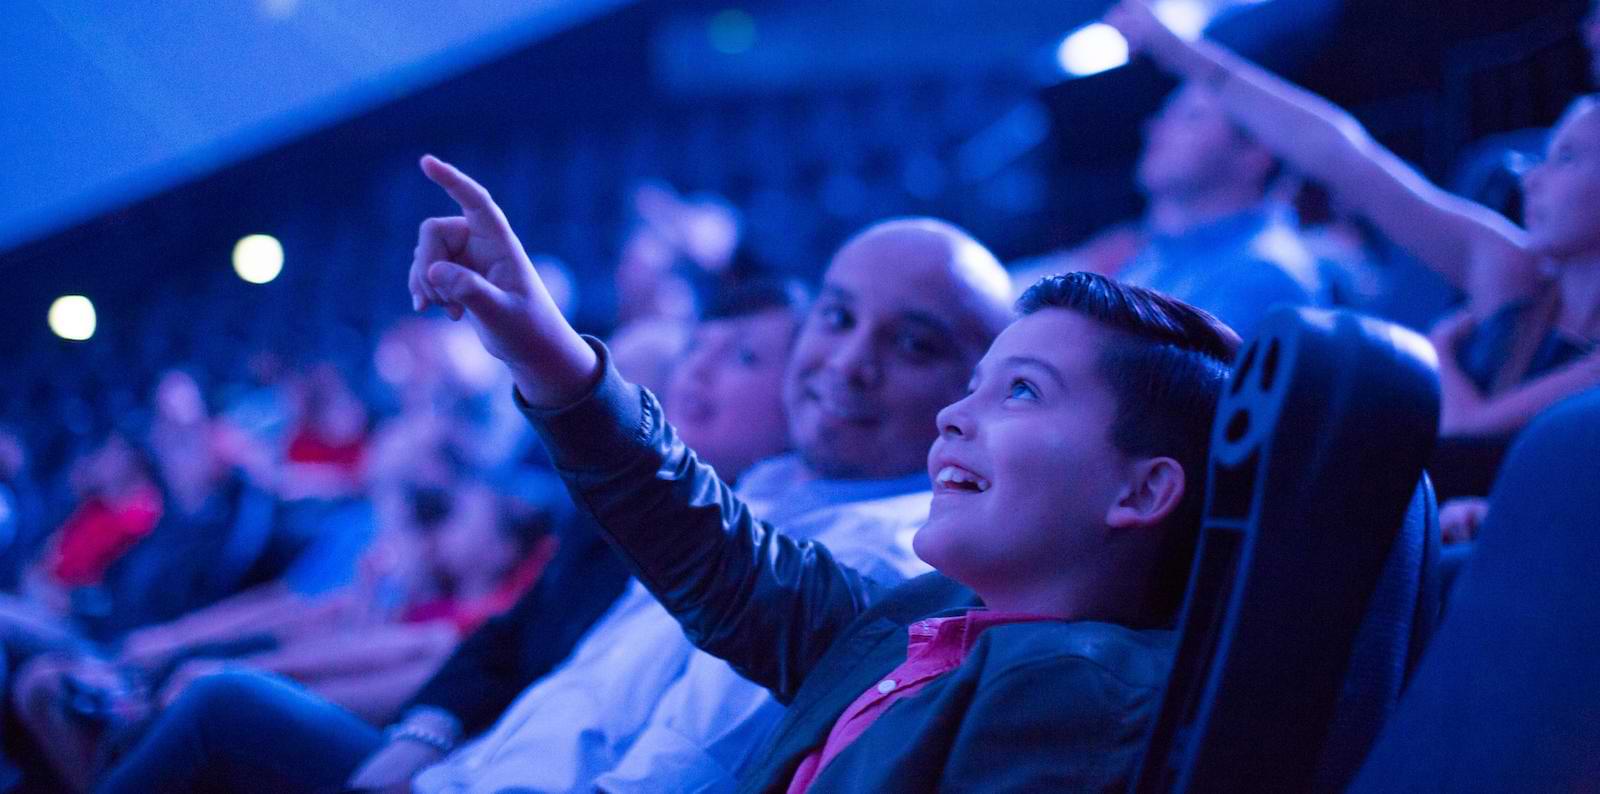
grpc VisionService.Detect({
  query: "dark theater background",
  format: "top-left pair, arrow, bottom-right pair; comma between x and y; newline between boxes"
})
1,0 -> 1596,791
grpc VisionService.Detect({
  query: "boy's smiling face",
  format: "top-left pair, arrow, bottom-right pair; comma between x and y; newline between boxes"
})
914,309 -> 1138,602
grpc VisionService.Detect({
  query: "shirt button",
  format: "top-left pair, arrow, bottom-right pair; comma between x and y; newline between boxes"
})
877,679 -> 897,694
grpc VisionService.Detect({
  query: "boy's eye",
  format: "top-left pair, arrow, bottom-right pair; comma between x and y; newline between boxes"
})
1007,379 -> 1039,400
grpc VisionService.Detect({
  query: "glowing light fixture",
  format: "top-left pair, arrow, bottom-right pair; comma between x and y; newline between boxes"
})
233,234 -> 284,284
48,295 -> 96,341
1057,0 -> 1220,78
1153,0 -> 1210,40
1056,23 -> 1130,77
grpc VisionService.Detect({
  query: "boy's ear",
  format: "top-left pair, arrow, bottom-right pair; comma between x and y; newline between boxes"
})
1106,457 -> 1186,530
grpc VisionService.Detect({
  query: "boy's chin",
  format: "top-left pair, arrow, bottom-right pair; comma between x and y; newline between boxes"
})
911,520 -> 965,577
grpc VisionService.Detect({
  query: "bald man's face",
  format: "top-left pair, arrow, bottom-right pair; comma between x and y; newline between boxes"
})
782,227 -> 1005,480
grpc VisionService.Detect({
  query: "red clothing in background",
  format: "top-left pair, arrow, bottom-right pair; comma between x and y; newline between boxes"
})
401,540 -> 558,636
49,484 -> 165,586
285,430 -> 367,474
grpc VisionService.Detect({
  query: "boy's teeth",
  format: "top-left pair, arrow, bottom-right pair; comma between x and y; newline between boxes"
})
936,466 -> 990,492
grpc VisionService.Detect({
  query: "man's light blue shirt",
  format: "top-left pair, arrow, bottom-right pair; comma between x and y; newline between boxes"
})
1119,206 -> 1328,340
413,453 -> 932,794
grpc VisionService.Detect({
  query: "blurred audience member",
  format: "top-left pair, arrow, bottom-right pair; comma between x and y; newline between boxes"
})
605,317 -> 693,401
614,182 -> 742,328
8,470 -> 562,792
94,249 -> 825,793
396,481 -> 559,637
22,435 -> 162,616
604,182 -> 747,397
83,371 -> 285,638
1116,83 -> 1330,340
1109,0 -> 1600,445
216,351 -> 294,450
663,278 -> 809,480
1447,0 -> 1598,235
282,364 -> 370,501
1016,76 -> 1328,339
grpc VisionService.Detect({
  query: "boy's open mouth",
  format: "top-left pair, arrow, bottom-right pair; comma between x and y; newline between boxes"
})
934,465 -> 990,493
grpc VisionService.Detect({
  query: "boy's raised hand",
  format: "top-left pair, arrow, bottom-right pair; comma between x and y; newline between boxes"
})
409,155 -> 598,407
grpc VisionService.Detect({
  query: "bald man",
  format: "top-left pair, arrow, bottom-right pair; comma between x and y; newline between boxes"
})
782,218 -> 1013,481
99,205 -> 1012,793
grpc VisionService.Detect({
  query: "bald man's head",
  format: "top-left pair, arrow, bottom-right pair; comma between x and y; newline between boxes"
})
783,218 -> 1013,480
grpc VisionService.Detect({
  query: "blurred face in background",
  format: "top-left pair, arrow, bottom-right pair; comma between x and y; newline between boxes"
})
615,227 -> 697,326
155,370 -> 206,427
75,434 -> 147,499
303,364 -> 369,445
1522,99 -> 1600,260
1138,85 -> 1274,203
429,484 -> 518,588
665,308 -> 797,482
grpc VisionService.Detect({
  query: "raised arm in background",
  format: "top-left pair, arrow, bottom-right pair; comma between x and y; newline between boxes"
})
1106,0 -> 1543,314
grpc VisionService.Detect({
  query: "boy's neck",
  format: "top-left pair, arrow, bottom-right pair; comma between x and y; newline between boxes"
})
973,574 -> 1159,627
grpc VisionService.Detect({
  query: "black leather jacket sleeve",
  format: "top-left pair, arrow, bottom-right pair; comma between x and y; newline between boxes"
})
519,338 -> 888,703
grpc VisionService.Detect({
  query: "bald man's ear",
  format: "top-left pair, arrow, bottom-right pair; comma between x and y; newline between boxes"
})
1106,457 -> 1185,531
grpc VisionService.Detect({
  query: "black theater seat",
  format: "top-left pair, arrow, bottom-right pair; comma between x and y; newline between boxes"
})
1133,307 -> 1442,794
1348,387 -> 1600,793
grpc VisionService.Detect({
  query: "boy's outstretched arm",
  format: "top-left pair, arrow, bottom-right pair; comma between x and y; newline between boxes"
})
408,154 -> 601,409
407,157 -> 878,698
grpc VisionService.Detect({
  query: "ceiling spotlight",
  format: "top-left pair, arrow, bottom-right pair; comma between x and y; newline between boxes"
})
233,234 -> 284,284
1056,23 -> 1130,78
48,295 -> 96,341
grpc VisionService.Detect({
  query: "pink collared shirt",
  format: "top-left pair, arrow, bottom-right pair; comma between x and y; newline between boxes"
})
784,609 -> 1059,794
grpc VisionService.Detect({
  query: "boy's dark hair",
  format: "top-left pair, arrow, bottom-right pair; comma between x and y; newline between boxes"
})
1016,272 -> 1241,619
